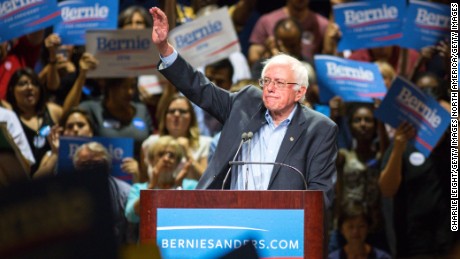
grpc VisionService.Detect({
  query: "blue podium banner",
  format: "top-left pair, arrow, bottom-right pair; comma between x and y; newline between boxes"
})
400,0 -> 450,50
0,0 -> 61,42
57,136 -> 134,183
333,0 -> 405,51
157,208 -> 304,258
53,0 -> 118,45
314,55 -> 387,103
374,77 -> 450,157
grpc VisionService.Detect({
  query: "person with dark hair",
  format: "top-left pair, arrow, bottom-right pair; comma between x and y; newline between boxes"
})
118,5 -> 153,29
330,103 -> 388,254
251,16 -> 304,80
6,68 -> 63,174
248,0 -> 328,66
34,108 -> 95,178
78,77 -> 153,162
329,203 -> 391,259
195,58 -> 235,136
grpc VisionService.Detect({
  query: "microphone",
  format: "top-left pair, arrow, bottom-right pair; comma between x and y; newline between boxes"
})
221,132 -> 249,190
228,161 -> 308,190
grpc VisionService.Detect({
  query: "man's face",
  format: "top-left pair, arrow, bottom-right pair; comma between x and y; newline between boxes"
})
205,67 -> 232,90
262,64 -> 305,119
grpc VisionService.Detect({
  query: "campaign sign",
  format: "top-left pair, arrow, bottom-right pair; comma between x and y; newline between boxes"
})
333,0 -> 405,51
53,0 -> 118,45
314,55 -> 387,103
0,0 -> 61,42
157,208 -> 304,258
57,136 -> 134,183
85,29 -> 160,78
374,77 -> 450,157
168,7 -> 241,68
400,0 -> 450,50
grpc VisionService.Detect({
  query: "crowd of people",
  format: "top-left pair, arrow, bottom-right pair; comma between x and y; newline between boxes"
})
0,0 -> 456,258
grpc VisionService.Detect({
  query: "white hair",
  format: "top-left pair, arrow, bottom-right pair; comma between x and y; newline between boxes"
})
261,53 -> 309,103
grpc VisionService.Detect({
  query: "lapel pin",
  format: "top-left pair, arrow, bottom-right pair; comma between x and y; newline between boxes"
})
290,137 -> 294,141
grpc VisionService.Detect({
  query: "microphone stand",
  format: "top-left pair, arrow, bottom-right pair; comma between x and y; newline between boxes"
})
228,161 -> 308,190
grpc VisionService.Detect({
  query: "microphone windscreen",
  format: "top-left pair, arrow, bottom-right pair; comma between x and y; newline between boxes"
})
241,132 -> 248,141
247,132 -> 253,139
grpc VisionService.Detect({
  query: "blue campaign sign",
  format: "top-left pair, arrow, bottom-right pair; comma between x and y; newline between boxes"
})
400,0 -> 450,50
57,136 -> 134,183
333,0 -> 405,51
157,208 -> 304,258
374,77 -> 450,157
314,55 -> 387,103
53,0 -> 118,45
0,0 -> 61,42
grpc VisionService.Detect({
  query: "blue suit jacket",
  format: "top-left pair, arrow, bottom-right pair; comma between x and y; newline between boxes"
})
159,55 -> 338,207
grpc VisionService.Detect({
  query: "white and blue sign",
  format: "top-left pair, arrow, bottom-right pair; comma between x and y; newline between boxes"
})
374,77 -> 450,157
53,0 -> 118,45
157,208 -> 304,258
333,0 -> 405,51
314,55 -> 387,103
0,0 -> 61,42
400,0 -> 450,50
57,136 -> 134,183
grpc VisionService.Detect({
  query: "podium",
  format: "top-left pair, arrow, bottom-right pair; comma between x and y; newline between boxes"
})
140,190 -> 325,258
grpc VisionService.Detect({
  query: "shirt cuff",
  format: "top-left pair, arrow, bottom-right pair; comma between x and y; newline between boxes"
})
159,48 -> 178,69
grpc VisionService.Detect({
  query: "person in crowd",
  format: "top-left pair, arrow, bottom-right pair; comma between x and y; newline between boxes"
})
196,58 -> 234,137
149,7 -> 337,207
248,0 -> 329,65
6,68 -> 63,174
125,136 -> 194,225
78,77 -> 153,162
1,30 -> 45,100
328,203 -> 391,259
331,103 -> 388,253
251,17 -> 304,79
37,38 -> 99,105
142,95 -> 212,184
379,120 -> 453,258
34,108 -> 95,178
118,5 -> 153,29
0,106 -> 35,182
73,141 -> 132,244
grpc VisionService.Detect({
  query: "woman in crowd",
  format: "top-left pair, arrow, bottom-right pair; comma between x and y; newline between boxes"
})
125,136 -> 193,225
118,5 -> 153,29
34,108 -> 94,178
6,68 -> 63,174
331,103 -> 388,253
141,95 -> 212,184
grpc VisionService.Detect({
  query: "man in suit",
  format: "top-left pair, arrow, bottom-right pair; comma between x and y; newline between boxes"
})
149,7 -> 338,207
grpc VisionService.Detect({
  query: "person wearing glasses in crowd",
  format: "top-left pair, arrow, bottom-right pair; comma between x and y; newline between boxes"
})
141,94 -> 212,186
148,7 -> 337,207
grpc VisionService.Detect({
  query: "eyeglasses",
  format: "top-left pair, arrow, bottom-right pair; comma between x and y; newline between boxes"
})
258,77 -> 299,89
167,108 -> 190,115
158,151 -> 177,160
16,80 -> 37,88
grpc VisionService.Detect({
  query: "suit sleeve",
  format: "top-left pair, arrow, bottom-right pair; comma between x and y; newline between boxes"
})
307,122 -> 338,208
